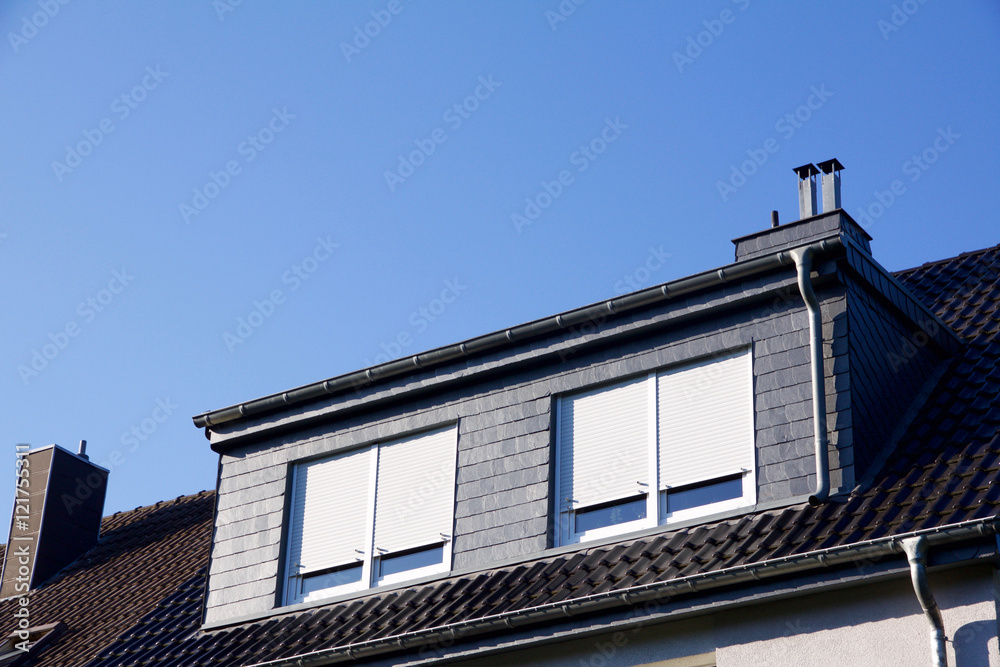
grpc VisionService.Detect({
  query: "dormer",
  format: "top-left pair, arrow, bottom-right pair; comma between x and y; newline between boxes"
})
193,162 -> 961,626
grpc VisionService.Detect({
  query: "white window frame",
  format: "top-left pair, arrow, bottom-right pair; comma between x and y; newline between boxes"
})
284,425 -> 457,605
556,348 -> 755,546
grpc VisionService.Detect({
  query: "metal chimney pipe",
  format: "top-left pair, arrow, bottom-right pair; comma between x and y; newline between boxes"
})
793,163 -> 820,219
78,439 -> 88,459
771,210 -> 780,228
817,158 -> 844,213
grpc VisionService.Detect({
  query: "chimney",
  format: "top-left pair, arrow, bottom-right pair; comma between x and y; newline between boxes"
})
0,444 -> 109,598
817,158 -> 844,213
793,163 -> 820,219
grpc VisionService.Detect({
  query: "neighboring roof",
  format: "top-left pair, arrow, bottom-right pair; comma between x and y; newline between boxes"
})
0,491 -> 214,667
81,244 -> 1000,666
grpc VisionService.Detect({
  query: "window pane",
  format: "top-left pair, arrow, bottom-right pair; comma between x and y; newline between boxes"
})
378,544 -> 444,579
665,475 -> 743,514
575,495 -> 647,533
301,563 -> 363,597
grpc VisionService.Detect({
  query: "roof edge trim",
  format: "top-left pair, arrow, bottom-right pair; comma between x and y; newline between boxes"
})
193,237 -> 843,434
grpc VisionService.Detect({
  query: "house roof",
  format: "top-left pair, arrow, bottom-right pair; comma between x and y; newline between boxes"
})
5,243 -> 999,667
0,491 -> 214,667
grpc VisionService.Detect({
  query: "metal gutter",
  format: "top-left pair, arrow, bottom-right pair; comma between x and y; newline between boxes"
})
245,518 -> 996,667
789,244 -> 831,505
194,236 -> 848,434
903,535 -> 948,667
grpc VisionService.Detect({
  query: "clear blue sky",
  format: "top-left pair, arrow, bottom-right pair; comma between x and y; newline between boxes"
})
2,1 -> 998,517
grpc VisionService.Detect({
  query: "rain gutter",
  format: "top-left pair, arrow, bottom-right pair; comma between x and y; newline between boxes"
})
194,236 -> 846,434
246,518 -> 996,667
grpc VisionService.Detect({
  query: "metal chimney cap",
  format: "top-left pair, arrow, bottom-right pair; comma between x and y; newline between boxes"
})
793,163 -> 820,178
817,158 -> 844,174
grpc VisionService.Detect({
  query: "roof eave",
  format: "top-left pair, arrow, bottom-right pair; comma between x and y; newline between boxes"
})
192,236 -> 846,435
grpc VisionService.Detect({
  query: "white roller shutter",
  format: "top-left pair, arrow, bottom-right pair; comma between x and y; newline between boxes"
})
658,349 -> 753,489
560,376 -> 649,509
373,426 -> 456,554
288,446 -> 371,574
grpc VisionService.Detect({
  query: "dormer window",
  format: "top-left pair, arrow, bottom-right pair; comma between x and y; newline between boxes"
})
284,426 -> 457,604
556,348 -> 755,545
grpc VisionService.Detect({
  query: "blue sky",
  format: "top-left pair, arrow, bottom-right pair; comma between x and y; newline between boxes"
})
2,1 -> 998,516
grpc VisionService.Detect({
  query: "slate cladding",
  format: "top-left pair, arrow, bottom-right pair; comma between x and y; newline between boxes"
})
49,242 -> 1000,667
0,491 -> 214,667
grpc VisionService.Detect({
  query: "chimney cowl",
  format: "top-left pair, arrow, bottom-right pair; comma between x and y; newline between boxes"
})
793,163 -> 820,219
817,158 -> 844,213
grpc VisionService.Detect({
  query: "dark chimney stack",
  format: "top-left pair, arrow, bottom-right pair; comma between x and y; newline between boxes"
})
0,444 -> 109,598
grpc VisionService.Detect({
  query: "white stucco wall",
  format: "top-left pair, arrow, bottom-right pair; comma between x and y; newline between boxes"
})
459,564 -> 998,667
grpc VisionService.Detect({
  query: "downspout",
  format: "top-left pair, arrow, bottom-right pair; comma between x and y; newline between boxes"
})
902,536 -> 948,667
789,245 -> 830,505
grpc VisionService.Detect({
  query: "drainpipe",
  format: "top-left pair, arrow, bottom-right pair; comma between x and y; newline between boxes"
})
789,245 -> 830,505
903,536 -> 948,667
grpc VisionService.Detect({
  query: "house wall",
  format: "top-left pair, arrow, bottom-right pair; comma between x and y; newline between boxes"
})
457,565 -> 998,667
203,261 -> 856,625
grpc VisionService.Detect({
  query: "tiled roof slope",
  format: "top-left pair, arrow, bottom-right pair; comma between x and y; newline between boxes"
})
0,491 -> 214,667
52,244 -> 1000,666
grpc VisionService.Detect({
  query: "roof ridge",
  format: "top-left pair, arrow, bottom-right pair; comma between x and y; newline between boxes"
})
105,489 -> 215,521
895,242 -> 1000,277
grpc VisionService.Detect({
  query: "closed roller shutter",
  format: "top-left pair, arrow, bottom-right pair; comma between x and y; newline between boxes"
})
289,446 -> 371,573
373,426 -> 456,554
658,349 -> 753,489
560,376 -> 649,510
